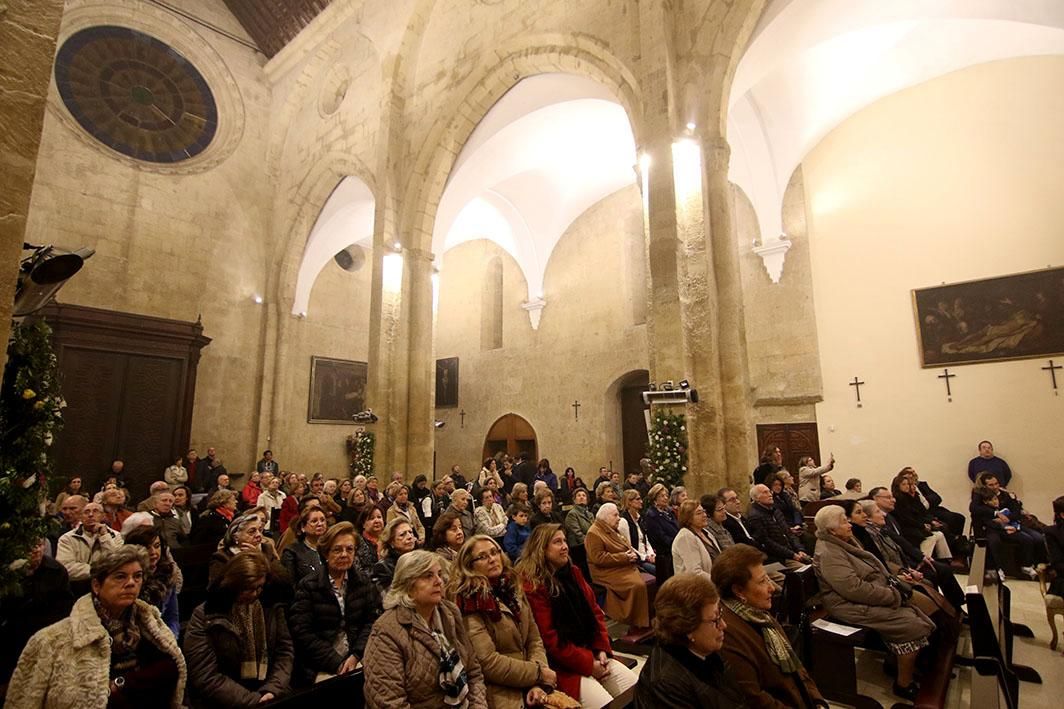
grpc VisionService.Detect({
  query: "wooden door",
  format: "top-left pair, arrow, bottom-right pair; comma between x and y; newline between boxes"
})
755,422 -> 821,474
620,379 -> 649,474
482,413 -> 538,462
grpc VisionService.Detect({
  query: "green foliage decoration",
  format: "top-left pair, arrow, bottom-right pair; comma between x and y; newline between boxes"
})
647,408 -> 688,490
346,430 -> 375,478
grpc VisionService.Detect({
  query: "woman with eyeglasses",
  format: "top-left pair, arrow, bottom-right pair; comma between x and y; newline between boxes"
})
712,545 -> 826,708
449,535 -> 558,708
289,522 -> 382,686
184,551 -> 293,706
280,506 -> 327,584
363,550 -> 488,708
671,500 -> 716,581
634,573 -> 745,708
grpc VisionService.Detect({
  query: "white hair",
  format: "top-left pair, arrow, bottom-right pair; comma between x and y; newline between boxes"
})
383,549 -> 440,610
814,504 -> 847,534
595,502 -> 619,521
749,484 -> 766,503
121,511 -> 154,537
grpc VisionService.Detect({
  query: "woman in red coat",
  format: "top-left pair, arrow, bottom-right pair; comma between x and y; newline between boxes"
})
515,524 -> 637,708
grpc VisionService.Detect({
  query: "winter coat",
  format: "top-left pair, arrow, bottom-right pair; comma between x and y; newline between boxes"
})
892,493 -> 933,546
280,540 -> 322,585
183,592 -> 293,707
563,505 -> 594,547
671,527 -> 714,581
644,505 -> 681,557
362,600 -> 488,709
502,521 -> 531,561
523,565 -> 612,700
462,595 -> 549,709
55,524 -> 124,582
474,503 -> 508,538
152,510 -> 186,549
585,520 -> 650,627
289,566 -> 382,684
718,605 -> 823,708
190,510 -> 230,548
164,465 -> 188,487
814,533 -> 935,645
798,462 -> 832,502
387,503 -> 427,543
745,503 -> 803,563
6,595 -> 186,709
634,643 -> 747,708
370,549 -> 401,591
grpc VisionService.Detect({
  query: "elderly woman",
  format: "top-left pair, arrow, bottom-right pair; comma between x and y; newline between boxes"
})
510,482 -> 530,507
123,526 -> 182,638
593,482 -> 618,512
797,454 -> 835,503
892,473 -> 951,560
290,522 -> 382,686
184,551 -> 293,706
191,489 -> 237,548
645,483 -> 680,583
446,489 -> 478,541
819,475 -> 841,499
363,550 -> 488,708
474,487 -> 508,540
8,546 -> 186,708
450,535 -> 557,708
585,502 -> 651,630
280,506 -> 327,584
618,489 -> 656,575
517,524 -> 636,708
432,511 -> 467,564
770,473 -> 803,528
672,500 -> 716,581
209,513 -> 280,584
386,484 -> 427,544
634,573 -> 745,707
700,494 -> 735,561
813,505 -> 934,700
356,506 -> 385,573
530,488 -> 565,529
371,518 -> 417,591
712,545 -> 826,708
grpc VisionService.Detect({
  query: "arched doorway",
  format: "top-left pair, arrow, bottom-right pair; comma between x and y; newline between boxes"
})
604,370 -> 650,475
482,413 -> 538,462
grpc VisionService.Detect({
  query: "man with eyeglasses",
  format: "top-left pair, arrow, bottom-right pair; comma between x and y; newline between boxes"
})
717,487 -> 756,547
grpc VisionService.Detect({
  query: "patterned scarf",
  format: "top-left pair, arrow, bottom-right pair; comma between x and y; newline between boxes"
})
723,598 -> 802,674
232,600 -> 269,681
93,594 -> 141,676
455,571 -> 521,623
139,560 -> 175,607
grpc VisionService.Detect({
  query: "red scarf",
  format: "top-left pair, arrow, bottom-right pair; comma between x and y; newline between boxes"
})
217,506 -> 235,522
456,572 -> 520,623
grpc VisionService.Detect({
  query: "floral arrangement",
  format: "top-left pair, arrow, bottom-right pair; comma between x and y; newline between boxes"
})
346,430 -> 375,477
0,321 -> 63,597
647,409 -> 687,490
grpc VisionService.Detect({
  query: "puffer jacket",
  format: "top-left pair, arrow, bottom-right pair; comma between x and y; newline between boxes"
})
363,600 -> 488,709
6,595 -> 186,709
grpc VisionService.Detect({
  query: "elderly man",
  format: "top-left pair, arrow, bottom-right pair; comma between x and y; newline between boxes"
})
717,487 -> 757,547
55,502 -> 123,587
49,494 -> 87,555
745,484 -> 811,570
137,480 -> 171,511
150,491 -> 185,549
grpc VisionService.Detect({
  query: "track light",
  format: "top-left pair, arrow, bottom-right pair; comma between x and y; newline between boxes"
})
14,243 -> 95,316
434,420 -> 446,429
352,409 -> 379,424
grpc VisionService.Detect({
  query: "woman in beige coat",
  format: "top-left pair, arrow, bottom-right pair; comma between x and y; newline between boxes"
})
584,503 -> 650,630
813,505 -> 934,701
450,535 -> 556,708
671,500 -> 717,581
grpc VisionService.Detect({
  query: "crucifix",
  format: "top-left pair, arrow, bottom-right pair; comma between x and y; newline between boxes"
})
937,368 -> 956,402
572,400 -> 581,420
1042,359 -> 1062,395
459,409 -> 466,428
848,376 -> 865,408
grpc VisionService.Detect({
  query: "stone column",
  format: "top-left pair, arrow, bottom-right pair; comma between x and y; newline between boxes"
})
365,238 -> 405,477
402,247 -> 436,479
0,0 -> 65,369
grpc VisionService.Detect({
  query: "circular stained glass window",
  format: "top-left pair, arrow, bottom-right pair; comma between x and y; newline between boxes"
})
54,26 -> 218,164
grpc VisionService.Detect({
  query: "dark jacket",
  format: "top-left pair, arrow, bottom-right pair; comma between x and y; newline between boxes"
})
289,566 -> 382,684
530,509 -> 565,530
635,643 -> 747,708
745,503 -> 803,563
190,510 -> 230,548
916,481 -> 943,509
512,460 -> 536,488
881,512 -> 923,566
280,540 -> 322,586
1046,521 -> 1064,596
370,549 -> 401,591
892,494 -> 933,547
183,590 -> 293,707
645,506 -> 681,557
558,474 -> 586,505
723,514 -> 757,547
0,556 -> 73,683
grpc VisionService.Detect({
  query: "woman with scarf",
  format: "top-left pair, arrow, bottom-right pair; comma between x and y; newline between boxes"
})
700,494 -> 735,561
209,513 -> 280,584
192,489 -> 238,549
184,551 -> 293,707
712,545 -> 826,708
585,503 -> 651,631
7,546 -> 186,709
517,524 -> 637,708
363,550 -> 488,708
123,526 -> 181,638
450,535 -> 556,708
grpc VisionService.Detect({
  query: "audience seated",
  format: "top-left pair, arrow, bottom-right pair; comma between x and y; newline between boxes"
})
890,473 -> 952,560
276,495 -> 322,553
362,550 -> 488,708
450,535 -> 557,708
123,526 -> 182,638
699,494 -> 735,561
644,483 -> 680,582
184,551 -> 293,706
50,494 -> 87,554
9,546 -> 186,708
838,478 -> 863,500
905,467 -> 966,538
56,500 -> 124,594
718,487 -> 757,547
280,506 -> 327,584
672,500 -> 716,580
746,484 -> 811,570
385,484 -> 427,544
290,522 -> 382,686
135,480 -> 170,512
751,444 -> 784,487
101,485 -> 133,532
431,510 -> 466,564
503,503 -> 533,561
769,472 -> 804,528
190,489 -> 237,548
558,466 -> 586,506
355,506 -> 385,574
585,502 -> 651,631
149,491 -> 186,550
819,475 -> 842,499
634,573 -> 746,707
277,481 -> 307,535
530,488 -> 565,529
517,524 -> 637,708
970,472 -> 1045,578
370,517 -> 417,591
474,486 -> 508,540
444,489 -> 477,541
172,485 -> 194,537
618,489 -> 656,575
813,505 -> 934,700
208,513 -> 280,584
712,545 -> 826,708
53,476 -> 84,509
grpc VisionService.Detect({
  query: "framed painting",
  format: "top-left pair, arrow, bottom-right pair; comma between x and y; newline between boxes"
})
913,266 -> 1064,367
308,356 -> 367,423
435,357 -> 459,408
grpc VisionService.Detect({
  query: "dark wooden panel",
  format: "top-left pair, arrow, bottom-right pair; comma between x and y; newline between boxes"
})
756,422 -> 821,474
118,356 -> 184,492
222,0 -> 333,57
620,381 -> 649,475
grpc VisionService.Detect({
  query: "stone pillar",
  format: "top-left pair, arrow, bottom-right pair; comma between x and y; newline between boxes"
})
365,239 -> 405,477
0,0 -> 65,369
402,247 -> 436,479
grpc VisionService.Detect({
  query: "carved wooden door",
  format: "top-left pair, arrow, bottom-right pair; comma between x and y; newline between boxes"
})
482,413 -> 538,462
755,422 -> 821,474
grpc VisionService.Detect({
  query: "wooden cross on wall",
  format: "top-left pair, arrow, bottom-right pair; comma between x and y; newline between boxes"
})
849,376 -> 865,408
1042,360 -> 1062,396
938,368 -> 956,402
459,409 -> 466,428
572,400 -> 581,420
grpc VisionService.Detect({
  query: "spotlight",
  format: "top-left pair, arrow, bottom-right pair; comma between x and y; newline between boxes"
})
352,409 -> 379,424
252,294 -> 263,304
648,382 -> 657,392
678,379 -> 690,390
393,241 -> 402,252
686,122 -> 696,132
663,380 -> 675,391
434,420 -> 446,429
14,243 -> 95,316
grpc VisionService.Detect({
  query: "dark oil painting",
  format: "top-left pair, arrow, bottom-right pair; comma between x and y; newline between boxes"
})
308,356 -> 367,423
435,357 -> 459,408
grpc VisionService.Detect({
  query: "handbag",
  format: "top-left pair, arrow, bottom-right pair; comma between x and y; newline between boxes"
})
887,575 -> 914,603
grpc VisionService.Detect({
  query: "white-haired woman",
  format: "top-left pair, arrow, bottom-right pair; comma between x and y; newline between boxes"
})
813,505 -> 934,701
363,550 -> 488,708
584,502 -> 651,631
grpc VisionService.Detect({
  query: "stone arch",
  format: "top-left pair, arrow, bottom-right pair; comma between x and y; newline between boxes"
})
400,36 -> 644,255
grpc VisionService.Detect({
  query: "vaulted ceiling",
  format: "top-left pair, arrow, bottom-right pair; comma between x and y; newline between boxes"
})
221,0 -> 332,58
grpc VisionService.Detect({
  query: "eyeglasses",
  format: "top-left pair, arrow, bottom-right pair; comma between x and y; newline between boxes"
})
471,548 -> 502,564
700,608 -> 725,629
329,545 -> 356,556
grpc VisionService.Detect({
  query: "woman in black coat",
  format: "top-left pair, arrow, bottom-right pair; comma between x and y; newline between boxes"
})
289,522 -> 382,686
280,506 -> 327,585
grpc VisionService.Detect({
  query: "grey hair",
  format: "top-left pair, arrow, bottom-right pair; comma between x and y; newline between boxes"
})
595,502 -> 619,521
669,486 -> 687,506
121,511 -> 154,537
748,484 -> 765,503
814,504 -> 848,534
383,549 -> 441,610
451,488 -> 470,503
859,499 -> 879,518
90,545 -> 149,583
